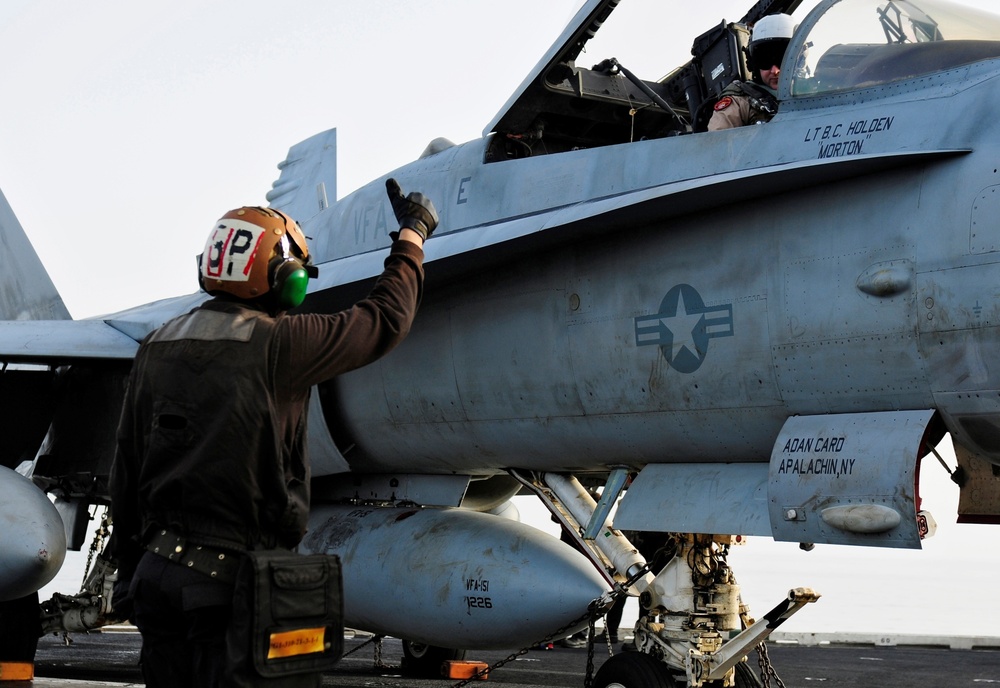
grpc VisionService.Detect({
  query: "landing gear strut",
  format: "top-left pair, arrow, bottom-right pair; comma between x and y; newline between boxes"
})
633,533 -> 817,687
516,471 -> 819,688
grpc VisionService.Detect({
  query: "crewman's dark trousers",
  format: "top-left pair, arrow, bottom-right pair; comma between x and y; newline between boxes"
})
131,551 -> 233,688
130,550 -> 323,687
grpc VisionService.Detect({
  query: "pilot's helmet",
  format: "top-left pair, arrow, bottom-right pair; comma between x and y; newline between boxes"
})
198,206 -> 317,310
748,13 -> 795,74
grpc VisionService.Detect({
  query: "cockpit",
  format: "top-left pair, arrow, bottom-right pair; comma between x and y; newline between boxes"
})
483,0 -> 1000,162
787,0 -> 1000,96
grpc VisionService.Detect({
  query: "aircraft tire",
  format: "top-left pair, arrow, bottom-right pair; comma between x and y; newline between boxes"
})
592,652 -> 677,688
731,660 -> 765,688
400,639 -> 467,677
699,660 -> 765,688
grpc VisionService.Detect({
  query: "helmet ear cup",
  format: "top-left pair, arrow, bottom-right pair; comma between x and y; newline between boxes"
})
269,257 -> 310,309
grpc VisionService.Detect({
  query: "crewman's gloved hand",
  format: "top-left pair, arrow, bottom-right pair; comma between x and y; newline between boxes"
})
386,178 -> 439,241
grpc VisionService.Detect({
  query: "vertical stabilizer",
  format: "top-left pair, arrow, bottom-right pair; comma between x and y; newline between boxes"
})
265,128 -> 337,225
0,189 -> 70,321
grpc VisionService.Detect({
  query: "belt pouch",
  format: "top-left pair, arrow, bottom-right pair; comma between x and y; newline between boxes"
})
227,551 -> 343,679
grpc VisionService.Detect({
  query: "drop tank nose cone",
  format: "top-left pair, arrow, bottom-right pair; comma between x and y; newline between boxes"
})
303,505 -> 609,650
0,466 -> 66,601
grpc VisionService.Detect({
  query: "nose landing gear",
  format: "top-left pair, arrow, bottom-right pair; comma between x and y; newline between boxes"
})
595,534 -> 819,688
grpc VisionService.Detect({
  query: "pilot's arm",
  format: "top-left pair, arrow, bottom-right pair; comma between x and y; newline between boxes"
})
707,94 -> 752,131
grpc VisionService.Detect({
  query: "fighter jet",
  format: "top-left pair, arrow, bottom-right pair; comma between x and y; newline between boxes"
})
3,0 -> 1000,685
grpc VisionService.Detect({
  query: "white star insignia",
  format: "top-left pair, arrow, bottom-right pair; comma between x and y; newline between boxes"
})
662,289 -> 703,360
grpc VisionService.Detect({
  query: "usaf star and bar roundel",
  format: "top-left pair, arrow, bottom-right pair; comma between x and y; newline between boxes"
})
634,284 -> 734,373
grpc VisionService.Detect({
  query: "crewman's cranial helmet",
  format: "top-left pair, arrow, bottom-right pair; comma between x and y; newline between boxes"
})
748,13 -> 795,73
198,206 -> 318,310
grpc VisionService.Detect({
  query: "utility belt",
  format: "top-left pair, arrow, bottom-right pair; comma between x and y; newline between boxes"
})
145,528 -> 344,683
145,529 -> 242,584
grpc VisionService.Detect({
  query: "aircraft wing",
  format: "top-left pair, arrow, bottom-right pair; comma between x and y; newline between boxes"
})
0,293 -> 208,364
0,320 -> 140,362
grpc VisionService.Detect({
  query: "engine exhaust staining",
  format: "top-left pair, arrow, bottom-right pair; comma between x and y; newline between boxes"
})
778,436 -> 855,476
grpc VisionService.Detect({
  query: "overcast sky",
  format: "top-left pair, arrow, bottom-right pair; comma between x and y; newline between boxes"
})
8,0 -> 1000,636
0,0 -> 581,318
1,0 -> 994,318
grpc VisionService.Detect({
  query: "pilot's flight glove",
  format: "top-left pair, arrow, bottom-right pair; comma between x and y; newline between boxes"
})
386,177 -> 439,241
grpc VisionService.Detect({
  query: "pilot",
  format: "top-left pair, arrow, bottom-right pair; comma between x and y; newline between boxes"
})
707,13 -> 795,131
108,179 -> 438,687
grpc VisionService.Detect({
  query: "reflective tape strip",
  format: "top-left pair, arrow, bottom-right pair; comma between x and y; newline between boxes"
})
267,627 -> 327,660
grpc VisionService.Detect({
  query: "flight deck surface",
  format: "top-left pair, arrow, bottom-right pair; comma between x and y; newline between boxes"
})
28,629 -> 1000,687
